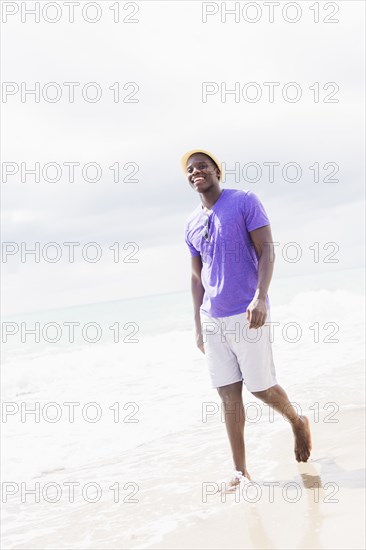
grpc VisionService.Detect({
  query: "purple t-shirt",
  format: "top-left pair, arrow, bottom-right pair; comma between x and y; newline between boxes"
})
184,188 -> 271,318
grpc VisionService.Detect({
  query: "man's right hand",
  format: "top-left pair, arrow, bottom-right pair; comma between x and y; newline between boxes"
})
196,331 -> 205,354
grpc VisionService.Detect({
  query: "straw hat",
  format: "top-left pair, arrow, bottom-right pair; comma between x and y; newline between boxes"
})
180,149 -> 224,181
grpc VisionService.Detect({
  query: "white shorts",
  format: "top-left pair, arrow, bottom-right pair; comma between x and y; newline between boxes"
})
200,309 -> 278,392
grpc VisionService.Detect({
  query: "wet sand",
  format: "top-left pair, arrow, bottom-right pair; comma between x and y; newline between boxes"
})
147,406 -> 365,550
147,360 -> 365,550
2,362 -> 365,549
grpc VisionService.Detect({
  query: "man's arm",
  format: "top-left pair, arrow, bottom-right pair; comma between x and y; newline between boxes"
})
190,254 -> 205,353
247,224 -> 275,329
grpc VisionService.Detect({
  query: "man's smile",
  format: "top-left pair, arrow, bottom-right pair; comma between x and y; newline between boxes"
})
193,176 -> 206,184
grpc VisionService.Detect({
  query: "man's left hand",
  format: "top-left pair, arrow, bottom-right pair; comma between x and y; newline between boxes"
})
246,298 -> 267,329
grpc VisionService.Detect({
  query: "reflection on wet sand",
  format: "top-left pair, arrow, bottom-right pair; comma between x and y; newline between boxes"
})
297,462 -> 324,550
245,462 -> 324,550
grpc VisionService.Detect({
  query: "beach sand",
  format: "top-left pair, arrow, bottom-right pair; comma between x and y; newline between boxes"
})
2,362 -> 364,549
147,412 -> 365,550
146,361 -> 365,550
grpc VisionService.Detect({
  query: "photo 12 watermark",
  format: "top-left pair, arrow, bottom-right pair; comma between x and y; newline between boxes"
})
1,320 -> 140,344
201,81 -> 340,103
201,2 -> 340,24
208,240 -> 340,265
1,1 -> 140,24
1,401 -> 140,424
1,82 -> 140,103
1,241 -> 140,263
219,161 -> 340,184
1,480 -> 139,503
201,400 -> 340,424
200,318 -> 340,344
1,161 -> 140,184
202,479 -> 339,504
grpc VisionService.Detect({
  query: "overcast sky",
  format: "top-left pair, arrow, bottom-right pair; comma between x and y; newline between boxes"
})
2,0 -> 365,315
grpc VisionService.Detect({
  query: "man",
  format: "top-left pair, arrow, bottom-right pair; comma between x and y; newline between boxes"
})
182,149 -> 312,490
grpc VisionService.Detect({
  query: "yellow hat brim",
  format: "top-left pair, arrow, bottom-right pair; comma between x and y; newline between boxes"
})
180,149 -> 224,180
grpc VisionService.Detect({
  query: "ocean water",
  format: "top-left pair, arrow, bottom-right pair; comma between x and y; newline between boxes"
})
1,266 -> 365,549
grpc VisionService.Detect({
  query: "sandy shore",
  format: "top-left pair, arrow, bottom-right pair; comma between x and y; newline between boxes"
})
1,361 -> 364,549
147,409 -> 365,550
146,361 -> 365,550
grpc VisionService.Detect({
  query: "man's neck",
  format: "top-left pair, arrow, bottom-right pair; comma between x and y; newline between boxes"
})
200,187 -> 223,210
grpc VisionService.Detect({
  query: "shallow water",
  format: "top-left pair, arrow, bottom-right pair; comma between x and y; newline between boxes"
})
1,267 -> 365,548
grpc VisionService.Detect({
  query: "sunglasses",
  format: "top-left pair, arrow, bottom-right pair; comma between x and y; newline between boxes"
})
203,212 -> 212,242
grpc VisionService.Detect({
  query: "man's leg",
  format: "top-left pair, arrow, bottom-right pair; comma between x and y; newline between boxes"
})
251,384 -> 312,462
217,381 -> 251,480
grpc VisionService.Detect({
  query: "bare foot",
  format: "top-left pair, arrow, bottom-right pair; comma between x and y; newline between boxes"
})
244,469 -> 252,481
221,469 -> 252,492
292,415 -> 312,462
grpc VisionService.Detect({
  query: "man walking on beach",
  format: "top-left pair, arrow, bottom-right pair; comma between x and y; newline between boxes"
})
182,149 -> 312,489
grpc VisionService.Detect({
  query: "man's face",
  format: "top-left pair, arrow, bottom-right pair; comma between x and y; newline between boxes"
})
186,153 -> 220,192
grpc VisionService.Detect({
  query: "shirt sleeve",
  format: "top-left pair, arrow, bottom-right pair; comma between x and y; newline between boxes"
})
242,190 -> 270,232
184,224 -> 200,257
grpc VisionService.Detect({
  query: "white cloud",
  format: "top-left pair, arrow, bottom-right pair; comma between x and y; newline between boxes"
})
2,1 -> 365,314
